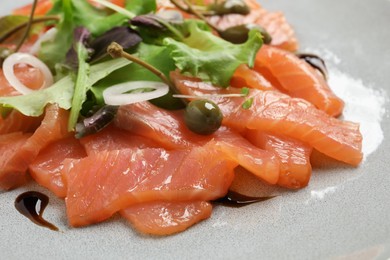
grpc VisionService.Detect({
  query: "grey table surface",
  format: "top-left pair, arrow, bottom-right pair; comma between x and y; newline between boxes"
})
0,1 -> 389,259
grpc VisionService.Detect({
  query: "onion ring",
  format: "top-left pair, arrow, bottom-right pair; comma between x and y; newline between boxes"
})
3,53 -> 54,95
103,81 -> 169,106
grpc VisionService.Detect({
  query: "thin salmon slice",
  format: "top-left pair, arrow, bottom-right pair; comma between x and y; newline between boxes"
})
230,64 -> 274,91
63,145 -> 236,227
254,45 -> 344,117
121,201 -> 212,235
29,136 -> 86,198
80,125 -> 159,155
116,102 -> 280,184
212,129 -> 279,184
0,132 -> 32,189
115,102 -> 207,149
246,131 -> 312,189
171,71 -> 363,166
0,104 -> 70,190
0,110 -> 42,135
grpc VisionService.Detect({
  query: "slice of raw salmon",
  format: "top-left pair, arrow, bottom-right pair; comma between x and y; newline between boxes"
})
0,132 -> 32,189
230,64 -> 274,91
116,102 -> 280,184
63,145 -> 236,227
80,125 -> 159,155
215,130 -> 280,184
245,131 -> 312,189
0,110 -> 42,135
254,45 -> 344,117
0,104 -> 70,190
121,201 -> 212,235
171,71 -> 363,166
29,136 -> 86,198
115,103 -> 206,149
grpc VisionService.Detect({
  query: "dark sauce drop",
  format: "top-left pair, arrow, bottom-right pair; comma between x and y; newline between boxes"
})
296,53 -> 328,80
14,191 -> 59,231
213,190 -> 275,208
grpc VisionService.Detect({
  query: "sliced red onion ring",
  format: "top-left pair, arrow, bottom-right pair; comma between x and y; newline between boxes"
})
3,53 -> 54,95
103,81 -> 169,106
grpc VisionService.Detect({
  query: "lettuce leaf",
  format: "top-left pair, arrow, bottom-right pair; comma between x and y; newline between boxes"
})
0,76 -> 74,117
0,58 -> 131,117
163,21 -> 263,87
68,41 -> 91,130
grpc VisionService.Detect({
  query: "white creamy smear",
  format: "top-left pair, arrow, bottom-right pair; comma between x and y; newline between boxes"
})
306,47 -> 388,159
329,68 -> 387,159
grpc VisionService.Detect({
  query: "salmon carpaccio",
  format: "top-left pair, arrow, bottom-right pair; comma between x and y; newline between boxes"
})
0,0 -> 364,236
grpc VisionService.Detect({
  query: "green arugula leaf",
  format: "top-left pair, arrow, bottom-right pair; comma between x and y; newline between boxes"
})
0,58 -> 131,118
163,21 -> 263,87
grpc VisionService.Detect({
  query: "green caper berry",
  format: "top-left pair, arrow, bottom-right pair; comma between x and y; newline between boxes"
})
184,99 -> 223,135
219,24 -> 272,44
209,0 -> 250,15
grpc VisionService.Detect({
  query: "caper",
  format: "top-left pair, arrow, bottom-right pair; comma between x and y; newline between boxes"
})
219,24 -> 272,44
184,99 -> 223,135
209,0 -> 250,15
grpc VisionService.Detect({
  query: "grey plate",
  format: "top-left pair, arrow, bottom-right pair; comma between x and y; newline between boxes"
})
1,1 -> 390,259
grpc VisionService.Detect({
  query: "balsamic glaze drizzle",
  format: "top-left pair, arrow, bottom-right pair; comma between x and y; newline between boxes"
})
296,53 -> 328,80
14,191 -> 59,231
214,190 -> 275,208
